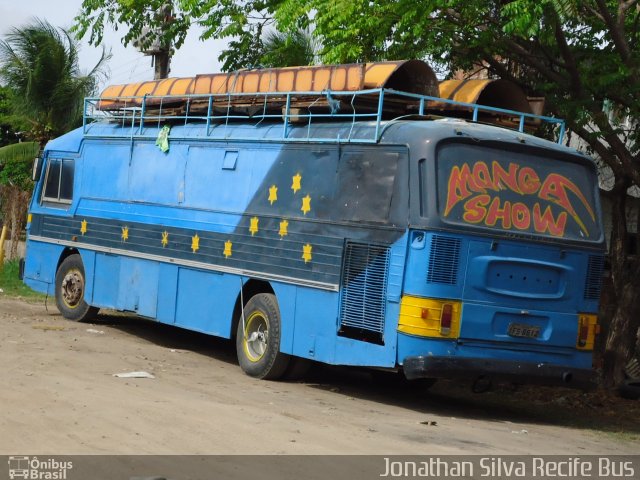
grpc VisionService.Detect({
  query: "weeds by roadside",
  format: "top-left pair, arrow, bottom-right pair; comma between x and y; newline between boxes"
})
0,259 -> 44,300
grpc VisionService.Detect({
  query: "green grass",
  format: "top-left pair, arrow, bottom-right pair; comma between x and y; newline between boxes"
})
0,259 -> 45,299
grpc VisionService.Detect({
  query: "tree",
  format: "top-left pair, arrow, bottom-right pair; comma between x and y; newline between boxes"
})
73,0 -> 286,71
302,0 -> 640,388
0,86 -> 29,148
0,19 -> 109,260
0,88 -> 30,260
74,0 -> 640,387
258,29 -> 319,68
0,19 -> 109,146
74,1 -> 316,71
0,142 -> 39,259
219,27 -> 318,71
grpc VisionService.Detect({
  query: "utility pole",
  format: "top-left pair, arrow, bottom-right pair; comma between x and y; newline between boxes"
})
135,2 -> 173,80
154,49 -> 171,80
153,2 -> 173,80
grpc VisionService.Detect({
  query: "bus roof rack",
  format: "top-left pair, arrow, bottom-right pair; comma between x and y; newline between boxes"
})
83,61 -> 566,145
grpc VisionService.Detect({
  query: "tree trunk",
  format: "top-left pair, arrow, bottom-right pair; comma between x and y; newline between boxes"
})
602,278 -> 640,386
602,184 -> 640,387
2,186 -> 29,260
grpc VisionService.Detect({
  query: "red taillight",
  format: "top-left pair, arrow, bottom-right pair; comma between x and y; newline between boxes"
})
576,314 -> 598,350
440,304 -> 453,335
578,318 -> 589,347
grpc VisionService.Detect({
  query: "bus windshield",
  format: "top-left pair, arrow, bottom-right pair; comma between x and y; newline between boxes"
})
436,142 -> 602,243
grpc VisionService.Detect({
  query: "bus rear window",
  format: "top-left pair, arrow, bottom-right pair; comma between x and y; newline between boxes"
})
436,143 -> 601,242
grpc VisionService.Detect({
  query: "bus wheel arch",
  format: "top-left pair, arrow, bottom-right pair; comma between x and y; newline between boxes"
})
231,279 -> 274,340
56,247 -> 80,273
233,281 -> 290,379
54,252 -> 98,322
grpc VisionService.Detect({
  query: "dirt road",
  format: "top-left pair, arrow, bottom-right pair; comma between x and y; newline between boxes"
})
0,297 -> 637,455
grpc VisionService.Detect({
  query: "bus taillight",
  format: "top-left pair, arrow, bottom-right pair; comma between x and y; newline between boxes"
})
398,297 -> 461,339
440,304 -> 453,335
577,314 -> 598,350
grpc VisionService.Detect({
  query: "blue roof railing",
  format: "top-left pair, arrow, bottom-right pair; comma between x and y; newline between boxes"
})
82,88 -> 566,145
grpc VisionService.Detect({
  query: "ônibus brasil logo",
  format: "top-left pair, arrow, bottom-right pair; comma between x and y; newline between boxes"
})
8,456 -> 73,479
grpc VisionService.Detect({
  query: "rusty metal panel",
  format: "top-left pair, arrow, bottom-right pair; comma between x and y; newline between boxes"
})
99,60 -> 438,102
365,60 -> 439,96
439,79 -> 492,104
436,79 -> 532,113
363,63 -> 401,88
95,60 -> 443,116
434,79 -> 537,127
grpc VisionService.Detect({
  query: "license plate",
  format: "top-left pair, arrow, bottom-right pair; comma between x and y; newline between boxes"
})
508,323 -> 540,339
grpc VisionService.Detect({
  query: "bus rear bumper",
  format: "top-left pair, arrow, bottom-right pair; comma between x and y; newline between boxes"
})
402,355 -> 595,389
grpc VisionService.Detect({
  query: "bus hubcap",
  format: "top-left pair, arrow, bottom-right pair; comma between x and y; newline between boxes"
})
244,314 -> 268,361
61,270 -> 83,308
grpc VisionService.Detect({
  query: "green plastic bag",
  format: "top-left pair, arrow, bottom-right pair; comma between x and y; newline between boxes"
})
156,125 -> 171,153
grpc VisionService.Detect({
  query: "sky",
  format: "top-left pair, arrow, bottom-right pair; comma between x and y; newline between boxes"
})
0,0 -> 230,90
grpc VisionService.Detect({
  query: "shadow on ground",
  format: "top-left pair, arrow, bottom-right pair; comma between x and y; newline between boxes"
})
93,310 -> 640,439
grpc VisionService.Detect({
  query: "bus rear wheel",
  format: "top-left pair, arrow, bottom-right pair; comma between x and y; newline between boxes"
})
54,254 -> 98,322
236,293 -> 290,380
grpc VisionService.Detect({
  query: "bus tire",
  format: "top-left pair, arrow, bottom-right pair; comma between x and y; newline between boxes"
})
54,254 -> 98,322
236,293 -> 290,380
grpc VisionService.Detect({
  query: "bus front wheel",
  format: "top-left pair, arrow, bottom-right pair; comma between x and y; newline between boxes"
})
236,293 -> 290,380
54,254 -> 98,322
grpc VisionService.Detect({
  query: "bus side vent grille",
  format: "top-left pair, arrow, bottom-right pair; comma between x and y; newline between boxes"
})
584,254 -> 604,300
427,235 -> 460,285
338,242 -> 390,345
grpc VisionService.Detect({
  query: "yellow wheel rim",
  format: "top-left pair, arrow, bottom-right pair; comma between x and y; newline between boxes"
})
243,311 -> 269,363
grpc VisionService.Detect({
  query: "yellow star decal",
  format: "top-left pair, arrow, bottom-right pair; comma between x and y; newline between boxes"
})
268,185 -> 278,205
121,226 -> 129,242
191,233 -> 200,253
279,219 -> 289,238
224,240 -> 233,258
301,194 -> 311,215
161,231 -> 169,248
249,217 -> 259,236
80,219 -> 87,235
302,243 -> 312,263
291,173 -> 302,194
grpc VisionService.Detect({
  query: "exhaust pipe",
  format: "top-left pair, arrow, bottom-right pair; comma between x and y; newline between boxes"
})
562,371 -> 573,383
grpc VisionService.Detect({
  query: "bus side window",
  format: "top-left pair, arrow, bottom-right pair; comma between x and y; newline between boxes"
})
42,158 -> 74,205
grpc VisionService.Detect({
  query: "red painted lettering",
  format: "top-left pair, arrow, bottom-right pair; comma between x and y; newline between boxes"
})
444,164 -> 484,216
533,204 -> 567,237
512,202 -> 531,230
473,162 -> 494,190
539,173 -> 593,236
485,197 -> 512,229
444,159 -> 593,240
517,167 -> 540,195
492,161 -> 521,193
463,195 -> 490,223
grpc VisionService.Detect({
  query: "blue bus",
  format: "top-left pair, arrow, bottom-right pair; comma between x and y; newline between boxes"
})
22,64 -> 604,387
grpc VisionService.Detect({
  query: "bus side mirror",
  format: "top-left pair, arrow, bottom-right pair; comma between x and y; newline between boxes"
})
32,156 -> 43,182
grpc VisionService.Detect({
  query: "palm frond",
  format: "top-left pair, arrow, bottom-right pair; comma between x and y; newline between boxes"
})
0,18 -> 110,139
260,29 -> 320,68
